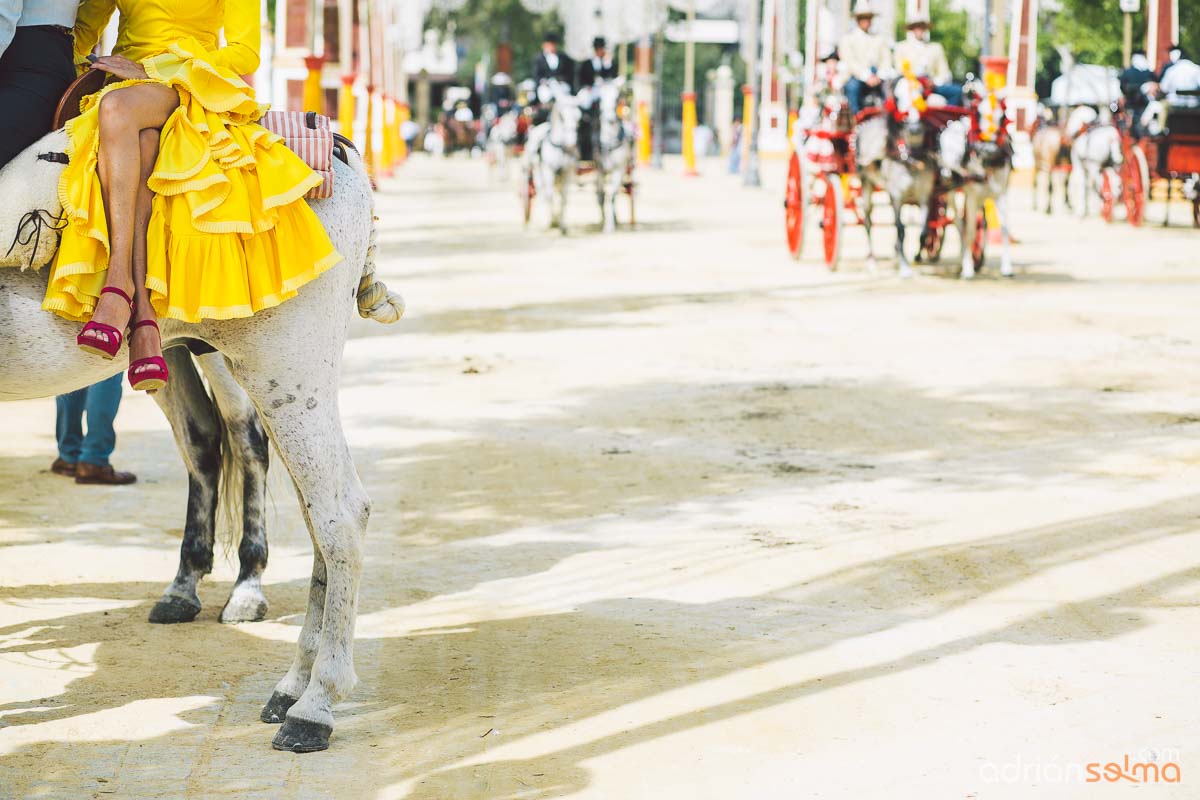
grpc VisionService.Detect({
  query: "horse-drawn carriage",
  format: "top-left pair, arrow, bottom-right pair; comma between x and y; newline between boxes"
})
1108,101 -> 1200,228
785,79 -> 1005,276
519,79 -> 637,234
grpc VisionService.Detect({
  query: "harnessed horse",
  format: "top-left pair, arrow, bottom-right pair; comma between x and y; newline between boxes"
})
523,81 -> 581,234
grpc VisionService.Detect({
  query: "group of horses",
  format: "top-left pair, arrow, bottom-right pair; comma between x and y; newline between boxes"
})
800,77 -> 1015,279
1031,105 -> 1125,217
488,79 -> 635,234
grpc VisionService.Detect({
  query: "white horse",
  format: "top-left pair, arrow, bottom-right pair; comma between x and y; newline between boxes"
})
0,128 -> 404,753
590,79 -> 634,234
857,80 -> 940,278
1065,105 -> 1123,218
485,107 -> 520,181
939,96 -> 1015,279
523,82 -> 580,234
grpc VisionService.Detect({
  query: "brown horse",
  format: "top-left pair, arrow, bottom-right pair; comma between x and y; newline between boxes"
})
1031,110 -> 1071,215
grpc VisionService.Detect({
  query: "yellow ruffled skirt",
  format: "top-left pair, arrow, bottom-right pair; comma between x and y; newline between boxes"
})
43,41 -> 341,323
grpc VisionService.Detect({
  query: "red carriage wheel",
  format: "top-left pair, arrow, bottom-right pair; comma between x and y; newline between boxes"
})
971,211 -> 987,271
817,174 -> 844,271
1100,168 -> 1116,223
1125,146 -> 1148,227
785,152 -> 804,259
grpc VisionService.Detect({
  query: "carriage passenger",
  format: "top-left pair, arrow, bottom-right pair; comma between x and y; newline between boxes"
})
838,1 -> 891,114
893,14 -> 962,106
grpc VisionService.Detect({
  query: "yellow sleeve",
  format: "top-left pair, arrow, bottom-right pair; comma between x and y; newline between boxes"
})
73,0 -> 117,72
212,0 -> 261,76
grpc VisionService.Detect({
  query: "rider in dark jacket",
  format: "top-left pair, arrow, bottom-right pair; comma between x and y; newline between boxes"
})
577,36 -> 618,162
533,31 -> 575,91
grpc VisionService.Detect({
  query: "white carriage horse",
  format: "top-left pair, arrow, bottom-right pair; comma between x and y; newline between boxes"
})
939,86 -> 1015,279
0,127 -> 404,753
589,78 -> 634,233
523,80 -> 581,233
485,106 -> 521,181
1065,105 -> 1124,217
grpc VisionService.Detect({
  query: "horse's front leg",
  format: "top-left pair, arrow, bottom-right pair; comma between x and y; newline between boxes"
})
198,351 -> 272,623
894,197 -> 913,278
149,348 -> 220,624
960,190 -> 977,280
862,178 -> 877,275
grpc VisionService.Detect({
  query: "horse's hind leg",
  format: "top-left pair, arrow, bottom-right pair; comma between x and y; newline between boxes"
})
894,199 -> 913,278
229,352 -> 368,752
149,347 -> 220,624
197,352 -> 271,624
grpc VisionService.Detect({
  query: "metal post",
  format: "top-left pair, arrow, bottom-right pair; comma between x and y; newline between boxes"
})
743,0 -> 761,187
1123,12 -> 1133,67
682,0 -> 698,174
652,28 -> 665,169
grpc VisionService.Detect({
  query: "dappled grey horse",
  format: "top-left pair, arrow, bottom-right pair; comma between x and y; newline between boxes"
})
0,128 -> 403,752
855,82 -> 940,277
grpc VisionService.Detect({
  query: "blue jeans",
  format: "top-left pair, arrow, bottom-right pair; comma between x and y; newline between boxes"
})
934,83 -> 964,106
56,373 -> 124,467
844,78 -> 882,115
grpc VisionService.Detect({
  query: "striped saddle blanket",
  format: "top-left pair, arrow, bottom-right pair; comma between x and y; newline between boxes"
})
259,110 -> 335,200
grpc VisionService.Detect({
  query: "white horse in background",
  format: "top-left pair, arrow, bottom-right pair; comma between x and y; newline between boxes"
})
485,107 -> 520,181
0,128 -> 404,754
590,79 -> 634,234
523,81 -> 580,234
1065,105 -> 1123,217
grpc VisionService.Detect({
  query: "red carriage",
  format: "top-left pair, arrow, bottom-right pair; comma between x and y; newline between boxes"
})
1107,104 -> 1200,228
784,94 -> 985,271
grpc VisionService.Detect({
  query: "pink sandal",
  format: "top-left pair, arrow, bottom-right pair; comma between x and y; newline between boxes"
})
76,286 -> 133,359
127,319 -> 170,392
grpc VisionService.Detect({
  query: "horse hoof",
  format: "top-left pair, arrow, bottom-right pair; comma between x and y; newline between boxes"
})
148,595 -> 201,624
260,691 -> 299,723
272,717 -> 332,752
220,586 -> 268,624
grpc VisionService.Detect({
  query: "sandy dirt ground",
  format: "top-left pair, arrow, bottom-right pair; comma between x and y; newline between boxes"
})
2,153 -> 1200,799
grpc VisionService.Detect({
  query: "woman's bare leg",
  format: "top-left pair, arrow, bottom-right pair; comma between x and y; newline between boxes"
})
84,83 -> 178,350
129,128 -> 163,380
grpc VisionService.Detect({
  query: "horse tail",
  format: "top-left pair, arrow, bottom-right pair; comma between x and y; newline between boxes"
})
356,199 -> 405,323
331,139 -> 405,324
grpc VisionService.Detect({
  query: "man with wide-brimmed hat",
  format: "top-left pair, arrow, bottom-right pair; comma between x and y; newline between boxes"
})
894,12 -> 961,106
839,0 -> 891,114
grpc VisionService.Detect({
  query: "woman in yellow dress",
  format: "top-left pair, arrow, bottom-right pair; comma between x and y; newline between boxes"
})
44,0 -> 341,391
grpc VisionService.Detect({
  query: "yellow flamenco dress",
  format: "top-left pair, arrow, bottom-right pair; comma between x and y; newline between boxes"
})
43,0 -> 341,323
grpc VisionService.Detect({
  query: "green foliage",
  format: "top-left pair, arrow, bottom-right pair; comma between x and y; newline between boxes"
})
427,0 -> 562,83
1035,0 -> 1200,89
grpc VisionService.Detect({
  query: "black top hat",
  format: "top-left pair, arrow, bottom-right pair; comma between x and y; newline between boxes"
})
593,36 -> 607,49
543,31 -> 561,45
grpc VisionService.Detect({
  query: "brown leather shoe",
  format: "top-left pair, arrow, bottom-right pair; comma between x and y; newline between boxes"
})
74,462 -> 137,485
50,458 -> 76,477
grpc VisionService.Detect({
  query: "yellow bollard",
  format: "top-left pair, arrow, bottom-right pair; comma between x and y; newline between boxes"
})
396,102 -> 410,164
681,91 -> 699,175
786,108 -> 798,156
740,84 -> 754,170
380,94 -> 395,177
338,75 -> 356,139
303,55 -> 325,113
637,100 -> 652,165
